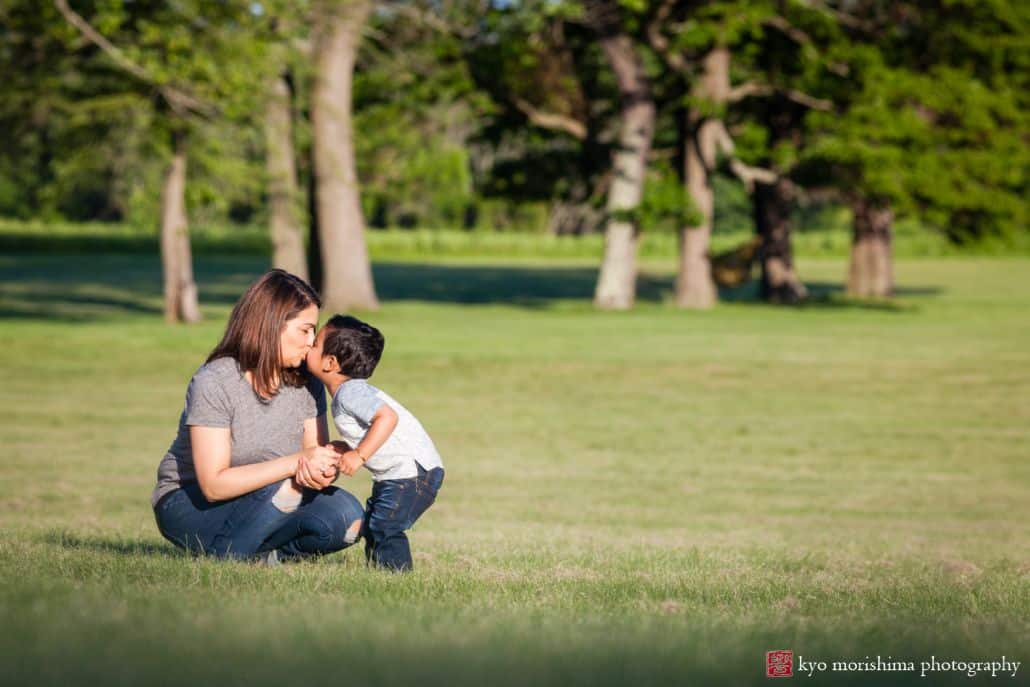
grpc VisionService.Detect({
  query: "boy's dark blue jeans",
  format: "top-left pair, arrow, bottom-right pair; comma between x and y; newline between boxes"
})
364,464 -> 444,572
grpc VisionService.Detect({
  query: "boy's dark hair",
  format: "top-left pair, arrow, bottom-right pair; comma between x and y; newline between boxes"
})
322,315 -> 384,379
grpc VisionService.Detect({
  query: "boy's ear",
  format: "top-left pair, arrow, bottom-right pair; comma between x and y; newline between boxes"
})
322,354 -> 341,374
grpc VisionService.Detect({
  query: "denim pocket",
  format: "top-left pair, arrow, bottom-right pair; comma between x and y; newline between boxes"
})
372,480 -> 411,523
415,468 -> 444,497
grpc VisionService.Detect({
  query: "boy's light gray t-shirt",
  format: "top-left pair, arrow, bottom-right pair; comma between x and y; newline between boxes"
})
151,357 -> 326,507
332,379 -> 443,481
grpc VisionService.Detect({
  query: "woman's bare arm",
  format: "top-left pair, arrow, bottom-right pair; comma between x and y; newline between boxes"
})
191,425 -> 337,502
303,414 -> 330,448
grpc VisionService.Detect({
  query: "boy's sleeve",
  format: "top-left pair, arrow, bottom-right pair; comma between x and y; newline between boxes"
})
333,380 -> 384,425
184,369 -> 232,428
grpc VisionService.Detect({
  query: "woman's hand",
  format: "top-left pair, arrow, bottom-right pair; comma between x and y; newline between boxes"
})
295,446 -> 339,490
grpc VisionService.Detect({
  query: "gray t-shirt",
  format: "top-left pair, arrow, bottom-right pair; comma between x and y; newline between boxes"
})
332,379 -> 443,482
151,357 -> 326,507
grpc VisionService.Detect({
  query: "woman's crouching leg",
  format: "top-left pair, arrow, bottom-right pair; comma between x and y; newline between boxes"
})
209,481 -> 291,560
273,486 -> 365,561
154,482 -> 286,560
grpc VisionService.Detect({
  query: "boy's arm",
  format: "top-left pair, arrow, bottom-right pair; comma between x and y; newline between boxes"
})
338,404 -> 399,476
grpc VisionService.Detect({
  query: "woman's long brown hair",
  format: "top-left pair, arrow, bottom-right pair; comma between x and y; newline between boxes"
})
206,269 -> 321,399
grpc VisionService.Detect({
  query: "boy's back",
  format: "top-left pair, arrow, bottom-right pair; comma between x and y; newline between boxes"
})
331,378 -> 444,481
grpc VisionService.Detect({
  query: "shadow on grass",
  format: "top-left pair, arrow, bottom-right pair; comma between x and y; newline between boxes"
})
718,280 -> 941,312
1,254 -> 942,319
0,254 -> 268,321
0,255 -> 671,319
803,281 -> 942,312
374,262 -> 671,306
0,232 -> 268,256
39,530 -> 364,567
41,530 -> 181,558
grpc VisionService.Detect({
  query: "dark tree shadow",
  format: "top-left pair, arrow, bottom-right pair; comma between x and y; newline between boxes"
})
373,262 -> 672,306
718,279 -> 942,312
0,254 -> 269,321
0,255 -> 677,318
803,281 -> 943,300
1,253 -> 943,319
0,291 -> 162,318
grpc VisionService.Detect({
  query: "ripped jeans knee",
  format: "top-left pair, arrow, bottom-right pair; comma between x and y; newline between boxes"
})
271,478 -> 304,513
343,518 -> 362,545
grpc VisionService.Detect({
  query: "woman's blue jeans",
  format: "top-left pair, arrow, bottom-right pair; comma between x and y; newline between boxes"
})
154,481 -> 364,561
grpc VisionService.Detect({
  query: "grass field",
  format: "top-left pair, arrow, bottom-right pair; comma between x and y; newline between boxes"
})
1,250 -> 1028,686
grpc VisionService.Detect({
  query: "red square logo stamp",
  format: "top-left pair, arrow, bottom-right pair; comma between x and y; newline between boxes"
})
766,650 -> 794,678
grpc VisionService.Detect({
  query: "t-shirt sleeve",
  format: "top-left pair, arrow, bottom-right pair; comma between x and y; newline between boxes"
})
333,380 -> 384,425
184,368 -> 233,428
306,375 -> 327,418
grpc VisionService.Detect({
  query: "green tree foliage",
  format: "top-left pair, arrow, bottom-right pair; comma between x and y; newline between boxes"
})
801,0 -> 1029,243
0,0 -> 1025,255
463,1 -> 618,233
0,1 -> 281,225
353,4 -> 490,229
709,1 -> 841,177
0,2 -> 146,219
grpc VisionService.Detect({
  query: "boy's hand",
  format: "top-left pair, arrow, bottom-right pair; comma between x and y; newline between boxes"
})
338,450 -> 364,477
328,440 -> 352,454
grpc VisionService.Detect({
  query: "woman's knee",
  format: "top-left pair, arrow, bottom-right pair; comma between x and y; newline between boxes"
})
313,487 -> 365,547
209,483 -> 292,559
321,486 -> 364,519
271,478 -> 303,513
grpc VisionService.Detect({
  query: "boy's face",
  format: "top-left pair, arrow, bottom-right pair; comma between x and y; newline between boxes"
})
305,327 -> 337,379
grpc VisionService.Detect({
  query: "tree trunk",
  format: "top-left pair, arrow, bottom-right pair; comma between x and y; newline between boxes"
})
265,71 -> 307,280
311,0 -> 378,311
754,178 -> 807,304
160,129 -> 201,324
676,48 -> 730,309
306,153 -> 323,294
848,198 -> 894,297
677,125 -> 718,307
593,33 -> 655,310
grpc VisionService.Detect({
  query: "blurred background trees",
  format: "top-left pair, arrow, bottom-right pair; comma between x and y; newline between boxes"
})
0,0 -> 1026,316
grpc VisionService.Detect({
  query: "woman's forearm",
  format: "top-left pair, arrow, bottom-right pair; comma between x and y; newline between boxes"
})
191,425 -> 337,501
200,454 -> 297,502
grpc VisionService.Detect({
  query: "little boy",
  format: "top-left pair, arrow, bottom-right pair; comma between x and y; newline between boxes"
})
306,315 -> 445,572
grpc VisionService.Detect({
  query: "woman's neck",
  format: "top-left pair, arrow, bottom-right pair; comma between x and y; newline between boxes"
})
243,369 -> 280,397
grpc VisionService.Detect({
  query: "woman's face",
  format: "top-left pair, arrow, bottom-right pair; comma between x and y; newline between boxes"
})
280,304 -> 319,368
305,327 -> 328,372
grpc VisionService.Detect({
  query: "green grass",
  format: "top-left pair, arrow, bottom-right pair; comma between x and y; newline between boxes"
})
3,216 -> 1028,260
1,252 -> 1028,686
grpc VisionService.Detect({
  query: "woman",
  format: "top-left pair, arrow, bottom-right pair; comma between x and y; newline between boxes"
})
152,269 -> 364,562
